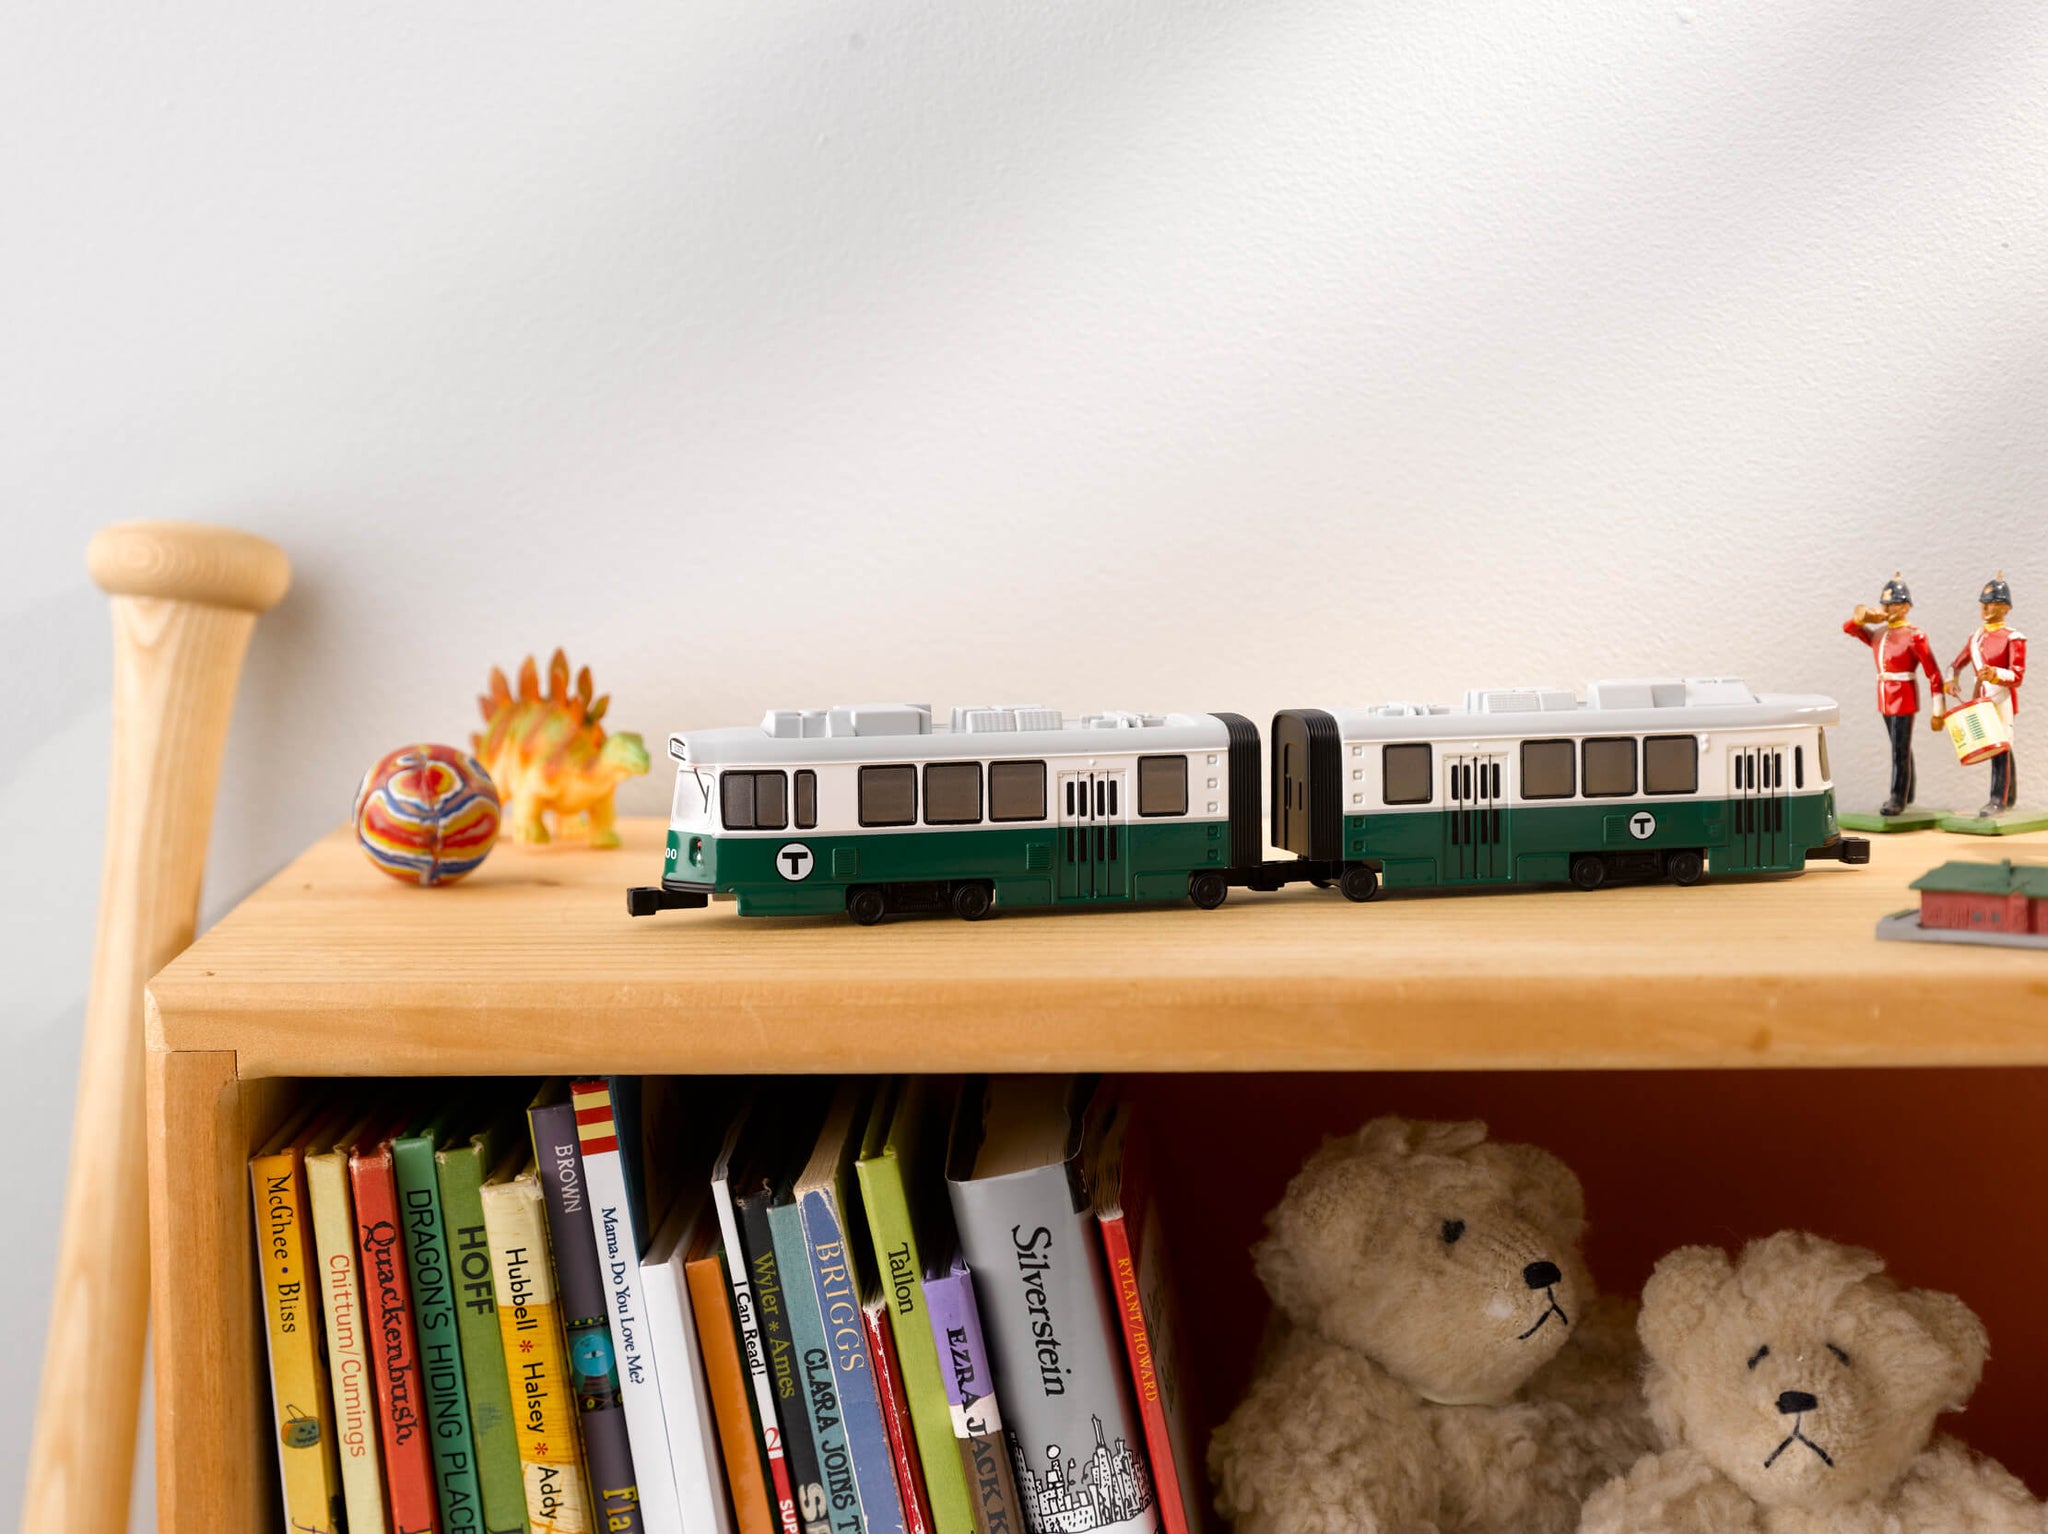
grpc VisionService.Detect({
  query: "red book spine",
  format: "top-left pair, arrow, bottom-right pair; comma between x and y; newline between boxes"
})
351,1138 -> 442,1534
864,1304 -> 933,1534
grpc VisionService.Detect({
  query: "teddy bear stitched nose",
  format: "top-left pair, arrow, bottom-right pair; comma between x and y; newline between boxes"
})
1777,1390 -> 1819,1415
1522,1260 -> 1561,1289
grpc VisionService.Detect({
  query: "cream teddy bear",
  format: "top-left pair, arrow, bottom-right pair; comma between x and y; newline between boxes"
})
1579,1230 -> 2045,1534
1209,1118 -> 1654,1534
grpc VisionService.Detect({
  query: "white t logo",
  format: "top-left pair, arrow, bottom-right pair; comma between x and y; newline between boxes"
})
776,843 -> 814,881
1629,812 -> 1656,840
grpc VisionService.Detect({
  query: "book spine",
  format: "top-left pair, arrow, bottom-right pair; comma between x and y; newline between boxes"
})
854,1149 -> 976,1534
307,1147 -> 391,1534
441,1144 -> 533,1534
947,1167 -> 1159,1534
714,1183 -> 800,1534
770,1200 -> 867,1534
252,1146 -> 347,1534
480,1173 -> 595,1534
643,1246 -> 738,1534
922,1269 -> 1021,1534
531,1100 -> 645,1534
396,1135 -> 486,1534
574,1082 -> 686,1534
354,1144 -> 444,1534
1096,1204 -> 1199,1534
863,1305 -> 933,1534
686,1252 -> 777,1534
798,1190 -> 909,1534
738,1191 -> 832,1534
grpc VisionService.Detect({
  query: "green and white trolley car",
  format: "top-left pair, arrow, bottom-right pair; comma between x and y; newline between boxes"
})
627,681 -> 1868,924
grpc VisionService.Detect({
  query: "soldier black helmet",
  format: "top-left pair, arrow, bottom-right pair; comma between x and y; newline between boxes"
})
1980,572 -> 2013,606
1880,573 -> 1913,605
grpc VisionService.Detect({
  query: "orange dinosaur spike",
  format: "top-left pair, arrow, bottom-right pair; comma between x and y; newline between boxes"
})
518,655 -> 541,703
480,666 -> 512,722
588,695 -> 610,726
577,666 -> 593,705
548,649 -> 570,703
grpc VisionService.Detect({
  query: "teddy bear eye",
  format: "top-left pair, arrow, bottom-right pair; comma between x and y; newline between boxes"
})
1827,1343 -> 1850,1365
1747,1345 -> 1770,1370
1441,1219 -> 1466,1245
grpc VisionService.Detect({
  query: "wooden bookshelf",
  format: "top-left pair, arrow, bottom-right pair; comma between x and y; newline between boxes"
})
145,820 -> 2048,1532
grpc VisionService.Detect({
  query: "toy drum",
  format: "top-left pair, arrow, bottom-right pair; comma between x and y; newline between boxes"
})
1944,697 -> 2012,765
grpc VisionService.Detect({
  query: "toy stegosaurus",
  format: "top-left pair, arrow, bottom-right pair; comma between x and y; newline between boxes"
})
473,650 -> 649,847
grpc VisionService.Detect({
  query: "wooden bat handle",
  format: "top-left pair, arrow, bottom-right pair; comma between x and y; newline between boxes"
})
23,523 -> 288,1534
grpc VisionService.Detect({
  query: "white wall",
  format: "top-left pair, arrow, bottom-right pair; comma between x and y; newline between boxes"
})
5,1 -> 2045,1523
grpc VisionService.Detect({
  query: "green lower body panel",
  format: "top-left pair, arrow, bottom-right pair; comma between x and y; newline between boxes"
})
665,819 -> 1231,916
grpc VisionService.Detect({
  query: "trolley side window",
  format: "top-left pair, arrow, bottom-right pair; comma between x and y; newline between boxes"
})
1520,739 -> 1575,799
795,769 -> 817,830
1582,737 -> 1637,798
857,765 -> 917,827
1382,743 -> 1433,805
1643,735 -> 1698,796
1138,755 -> 1189,816
722,769 -> 789,830
988,760 -> 1048,822
924,762 -> 982,825
1817,728 -> 1830,782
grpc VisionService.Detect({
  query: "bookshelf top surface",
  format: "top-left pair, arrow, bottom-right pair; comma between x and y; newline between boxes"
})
149,820 -> 2048,1076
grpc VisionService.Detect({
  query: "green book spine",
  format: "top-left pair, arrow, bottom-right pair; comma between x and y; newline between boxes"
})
439,1127 -> 533,1534
855,1081 -> 975,1534
396,1121 -> 486,1534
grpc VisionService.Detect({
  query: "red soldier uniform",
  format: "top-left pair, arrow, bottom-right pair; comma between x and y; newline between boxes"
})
1950,574 -> 2025,815
1843,574 -> 1943,817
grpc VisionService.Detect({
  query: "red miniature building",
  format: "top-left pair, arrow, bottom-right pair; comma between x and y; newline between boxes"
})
1910,859 -> 2048,934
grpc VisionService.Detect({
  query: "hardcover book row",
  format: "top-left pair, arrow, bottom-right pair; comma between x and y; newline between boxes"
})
250,1073 -> 1206,1534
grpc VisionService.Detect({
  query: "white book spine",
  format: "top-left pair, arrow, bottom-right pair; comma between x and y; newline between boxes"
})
306,1147 -> 389,1534
583,1141 -> 686,1534
713,1177 -> 798,1534
646,1242 -> 738,1534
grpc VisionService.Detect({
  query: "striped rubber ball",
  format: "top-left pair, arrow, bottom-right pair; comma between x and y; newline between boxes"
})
352,744 -> 501,886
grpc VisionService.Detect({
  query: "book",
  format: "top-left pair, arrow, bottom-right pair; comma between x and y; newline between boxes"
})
572,1078 -> 686,1534
644,1188 -> 739,1534
396,1108 -> 487,1534
923,1257 -> 1023,1534
712,1093 -> 812,1534
734,1120 -> 834,1534
252,1103 -> 348,1534
864,1302 -> 933,1534
530,1084 -> 644,1534
769,1186 -> 867,1534
945,1077 -> 1159,1534
1092,1103 -> 1205,1534
307,1110 -> 391,1534
794,1082 -> 908,1534
686,1226 -> 777,1534
855,1078 -> 977,1534
353,1110 -> 444,1534
440,1113 -> 534,1534
479,1150 -> 596,1534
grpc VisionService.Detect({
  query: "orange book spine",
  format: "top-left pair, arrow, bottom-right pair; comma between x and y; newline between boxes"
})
687,1250 -> 775,1534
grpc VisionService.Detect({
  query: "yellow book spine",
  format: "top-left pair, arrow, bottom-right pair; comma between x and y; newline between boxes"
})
482,1169 -> 594,1534
252,1147 -> 346,1534
307,1145 -> 390,1534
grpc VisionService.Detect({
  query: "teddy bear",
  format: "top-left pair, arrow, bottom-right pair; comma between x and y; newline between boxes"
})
1578,1230 -> 2045,1534
1209,1118 -> 1655,1534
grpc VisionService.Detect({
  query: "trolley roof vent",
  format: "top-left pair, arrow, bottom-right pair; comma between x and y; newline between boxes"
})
1586,678 -> 1755,710
761,704 -> 933,738
1080,710 -> 1168,730
1373,701 -> 1451,717
949,704 -> 1062,733
1465,687 -> 1579,714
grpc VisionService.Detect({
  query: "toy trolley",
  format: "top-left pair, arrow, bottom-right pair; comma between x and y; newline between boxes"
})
1944,697 -> 2013,765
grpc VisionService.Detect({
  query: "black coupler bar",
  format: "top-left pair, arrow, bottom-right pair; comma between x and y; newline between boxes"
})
627,886 -> 710,916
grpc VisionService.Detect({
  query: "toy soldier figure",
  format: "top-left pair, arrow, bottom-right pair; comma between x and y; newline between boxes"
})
1843,573 -> 1944,818
1949,572 -> 2026,816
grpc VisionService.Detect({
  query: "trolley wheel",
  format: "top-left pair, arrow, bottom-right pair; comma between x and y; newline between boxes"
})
846,886 -> 888,926
1338,864 -> 1379,903
1666,849 -> 1705,887
950,881 -> 994,921
1188,871 -> 1229,910
1569,854 -> 1607,892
